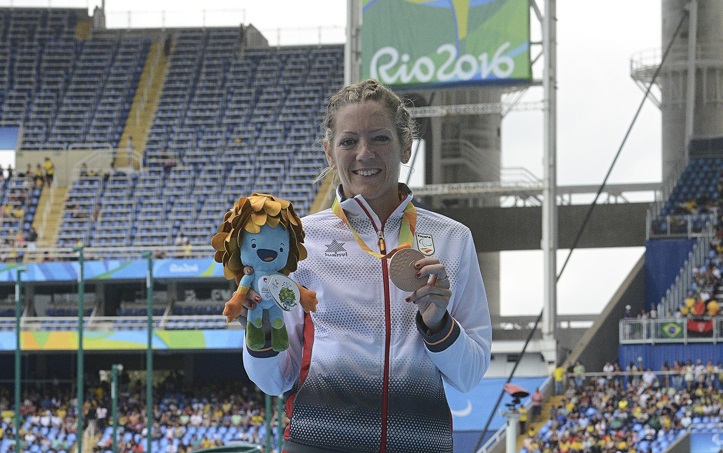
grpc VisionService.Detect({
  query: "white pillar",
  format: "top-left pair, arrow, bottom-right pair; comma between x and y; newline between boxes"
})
504,410 -> 520,453
541,0 -> 558,362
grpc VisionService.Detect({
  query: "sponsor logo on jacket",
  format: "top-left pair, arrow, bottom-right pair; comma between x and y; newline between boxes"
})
325,240 -> 348,257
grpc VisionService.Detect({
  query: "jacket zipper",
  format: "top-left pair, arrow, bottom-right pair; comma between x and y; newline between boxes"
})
354,200 -> 393,453
378,229 -> 391,453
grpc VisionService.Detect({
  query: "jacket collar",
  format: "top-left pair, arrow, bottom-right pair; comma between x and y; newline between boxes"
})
336,183 -> 414,226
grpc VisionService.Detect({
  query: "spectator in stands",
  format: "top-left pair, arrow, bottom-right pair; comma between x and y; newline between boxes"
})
14,230 -> 25,249
70,204 -> 85,219
603,361 -> 615,384
519,404 -> 528,434
34,163 -> 44,187
11,204 -> 24,220
642,367 -> 657,388
173,233 -> 190,257
126,137 -> 134,166
684,360 -> 695,390
573,360 -> 585,388
164,33 -> 172,56
26,226 -> 38,250
234,79 -> 492,452
553,363 -> 566,395
162,150 -> 177,175
21,163 -> 32,178
531,387 -> 544,422
695,359 -> 706,388
43,156 -> 55,187
6,164 -> 13,179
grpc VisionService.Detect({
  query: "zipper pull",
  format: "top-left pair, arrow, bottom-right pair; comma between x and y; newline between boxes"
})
377,230 -> 386,254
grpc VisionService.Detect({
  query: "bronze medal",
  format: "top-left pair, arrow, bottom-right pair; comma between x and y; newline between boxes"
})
389,248 -> 427,292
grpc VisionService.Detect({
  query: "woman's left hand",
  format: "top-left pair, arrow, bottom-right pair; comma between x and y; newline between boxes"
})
406,257 -> 451,334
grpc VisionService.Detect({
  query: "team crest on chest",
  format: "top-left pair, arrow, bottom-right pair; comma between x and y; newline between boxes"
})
416,233 -> 435,256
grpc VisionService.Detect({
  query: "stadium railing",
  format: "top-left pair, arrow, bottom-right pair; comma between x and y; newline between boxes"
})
17,245 -> 214,262
619,317 -> 723,343
9,314 -> 240,331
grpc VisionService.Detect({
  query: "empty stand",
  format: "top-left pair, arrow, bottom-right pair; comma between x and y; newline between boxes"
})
3,20 -> 346,249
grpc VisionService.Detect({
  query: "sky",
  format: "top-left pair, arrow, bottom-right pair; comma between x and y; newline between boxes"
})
0,0 -> 664,316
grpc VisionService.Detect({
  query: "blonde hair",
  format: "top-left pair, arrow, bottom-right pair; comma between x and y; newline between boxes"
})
316,79 -> 417,185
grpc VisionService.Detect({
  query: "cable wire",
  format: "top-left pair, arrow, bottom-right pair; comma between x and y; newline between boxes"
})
472,10 -> 688,453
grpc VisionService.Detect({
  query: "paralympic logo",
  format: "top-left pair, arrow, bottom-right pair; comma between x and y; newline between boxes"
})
370,41 -> 515,84
450,400 -> 473,417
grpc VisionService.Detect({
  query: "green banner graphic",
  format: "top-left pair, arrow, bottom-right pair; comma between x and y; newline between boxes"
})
361,0 -> 531,88
3,330 -> 244,351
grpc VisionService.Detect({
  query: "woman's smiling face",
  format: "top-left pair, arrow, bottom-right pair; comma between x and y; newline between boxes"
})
324,100 -> 411,219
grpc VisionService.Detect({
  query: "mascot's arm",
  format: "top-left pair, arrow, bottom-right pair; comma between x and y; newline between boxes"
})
297,283 -> 318,313
223,274 -> 255,323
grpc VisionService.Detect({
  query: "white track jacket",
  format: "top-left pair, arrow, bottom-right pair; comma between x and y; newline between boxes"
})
243,186 -> 492,453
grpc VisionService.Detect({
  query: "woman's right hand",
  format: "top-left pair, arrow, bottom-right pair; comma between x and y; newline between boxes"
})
222,266 -> 259,324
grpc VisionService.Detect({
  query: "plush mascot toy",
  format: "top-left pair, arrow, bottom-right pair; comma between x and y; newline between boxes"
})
212,193 -> 317,352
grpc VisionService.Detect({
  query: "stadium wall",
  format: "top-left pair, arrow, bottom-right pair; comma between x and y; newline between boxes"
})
619,343 -> 723,369
644,238 -> 695,309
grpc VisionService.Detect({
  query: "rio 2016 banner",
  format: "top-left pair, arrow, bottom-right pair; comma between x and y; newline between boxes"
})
361,0 -> 531,88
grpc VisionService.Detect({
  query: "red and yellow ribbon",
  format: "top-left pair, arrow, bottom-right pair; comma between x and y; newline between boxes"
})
331,196 -> 417,259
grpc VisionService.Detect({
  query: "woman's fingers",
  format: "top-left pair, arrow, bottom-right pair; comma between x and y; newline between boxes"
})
413,258 -> 449,287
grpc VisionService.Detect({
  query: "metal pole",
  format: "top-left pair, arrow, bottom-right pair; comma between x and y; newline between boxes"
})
74,245 -> 85,453
143,251 -> 154,453
684,0 -> 697,156
265,394 -> 272,452
14,267 -> 25,450
504,411 -> 520,453
276,396 -> 283,452
112,364 -> 122,453
345,0 -> 361,85
541,0 -> 558,360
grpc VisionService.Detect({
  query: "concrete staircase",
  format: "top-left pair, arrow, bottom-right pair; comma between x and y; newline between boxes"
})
117,38 -> 170,169
310,173 -> 335,214
33,186 -> 68,249
516,394 -> 565,451
74,16 -> 91,40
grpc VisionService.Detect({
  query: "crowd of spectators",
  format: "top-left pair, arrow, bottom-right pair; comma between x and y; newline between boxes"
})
0,371 -> 279,453
520,359 -> 722,453
665,169 -> 723,316
1,159 -> 52,263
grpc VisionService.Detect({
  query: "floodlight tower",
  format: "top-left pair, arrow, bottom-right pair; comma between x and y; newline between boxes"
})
633,1 -> 723,181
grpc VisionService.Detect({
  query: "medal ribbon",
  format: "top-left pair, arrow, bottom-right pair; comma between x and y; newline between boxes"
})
331,196 -> 417,259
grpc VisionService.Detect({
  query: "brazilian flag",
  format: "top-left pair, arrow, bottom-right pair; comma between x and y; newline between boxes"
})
660,321 -> 683,339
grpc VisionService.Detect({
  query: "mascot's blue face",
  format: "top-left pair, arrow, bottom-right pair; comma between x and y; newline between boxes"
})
240,224 -> 290,272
